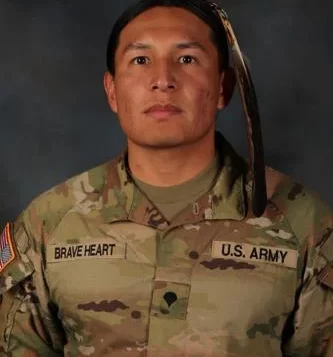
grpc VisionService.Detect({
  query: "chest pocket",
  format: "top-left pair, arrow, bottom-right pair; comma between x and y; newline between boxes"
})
45,237 -> 156,349
46,237 -> 156,303
188,239 -> 299,339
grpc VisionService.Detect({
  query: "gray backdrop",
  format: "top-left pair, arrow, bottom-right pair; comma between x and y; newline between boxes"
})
1,0 -> 332,229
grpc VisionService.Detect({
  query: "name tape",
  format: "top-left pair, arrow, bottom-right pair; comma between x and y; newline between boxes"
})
47,242 -> 126,263
212,241 -> 298,268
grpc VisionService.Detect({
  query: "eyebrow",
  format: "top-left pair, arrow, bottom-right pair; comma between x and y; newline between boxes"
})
122,41 -> 207,55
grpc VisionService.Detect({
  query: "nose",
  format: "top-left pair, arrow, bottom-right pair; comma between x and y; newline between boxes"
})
150,60 -> 177,92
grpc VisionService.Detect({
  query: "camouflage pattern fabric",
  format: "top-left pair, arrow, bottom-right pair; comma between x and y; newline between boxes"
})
0,133 -> 332,356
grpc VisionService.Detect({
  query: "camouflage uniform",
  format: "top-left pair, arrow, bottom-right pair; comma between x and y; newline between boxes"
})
0,133 -> 332,356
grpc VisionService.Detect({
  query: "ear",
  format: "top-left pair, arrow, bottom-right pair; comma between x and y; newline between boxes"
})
103,71 -> 118,113
217,67 -> 236,110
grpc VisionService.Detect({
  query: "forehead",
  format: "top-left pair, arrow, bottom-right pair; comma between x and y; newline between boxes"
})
118,7 -> 213,46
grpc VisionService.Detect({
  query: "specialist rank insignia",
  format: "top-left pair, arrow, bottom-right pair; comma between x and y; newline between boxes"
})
0,223 -> 16,273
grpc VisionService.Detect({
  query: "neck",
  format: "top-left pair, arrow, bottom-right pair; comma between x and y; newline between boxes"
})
127,130 -> 216,187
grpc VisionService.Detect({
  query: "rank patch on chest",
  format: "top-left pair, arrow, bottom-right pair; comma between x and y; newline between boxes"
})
0,223 -> 16,272
47,241 -> 126,263
212,241 -> 298,268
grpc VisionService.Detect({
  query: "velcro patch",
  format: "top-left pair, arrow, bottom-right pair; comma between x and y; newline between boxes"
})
47,241 -> 126,263
0,223 -> 16,273
212,241 -> 298,269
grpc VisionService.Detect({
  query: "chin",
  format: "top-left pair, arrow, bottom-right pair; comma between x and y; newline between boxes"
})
132,135 -> 188,149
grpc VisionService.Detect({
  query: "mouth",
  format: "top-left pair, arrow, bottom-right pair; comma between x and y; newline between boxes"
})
144,104 -> 182,119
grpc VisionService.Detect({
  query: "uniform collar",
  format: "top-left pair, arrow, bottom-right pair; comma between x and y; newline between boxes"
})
102,132 -> 247,228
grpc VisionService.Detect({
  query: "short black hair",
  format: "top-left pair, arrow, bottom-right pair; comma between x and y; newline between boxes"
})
106,0 -> 229,76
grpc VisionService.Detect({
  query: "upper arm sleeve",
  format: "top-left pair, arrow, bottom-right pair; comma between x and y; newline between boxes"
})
282,194 -> 333,357
0,220 -> 65,356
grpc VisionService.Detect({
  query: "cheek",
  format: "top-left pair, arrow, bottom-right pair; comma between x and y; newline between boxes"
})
195,87 -> 218,117
188,73 -> 219,110
114,77 -> 148,130
115,78 -> 139,115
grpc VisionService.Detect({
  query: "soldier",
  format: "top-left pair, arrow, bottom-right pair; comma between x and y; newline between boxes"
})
0,0 -> 332,356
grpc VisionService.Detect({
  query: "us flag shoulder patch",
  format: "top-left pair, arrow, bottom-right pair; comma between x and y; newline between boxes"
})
0,223 -> 16,273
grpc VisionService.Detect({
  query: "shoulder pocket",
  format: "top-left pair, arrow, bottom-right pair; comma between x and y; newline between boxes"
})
0,222 -> 34,295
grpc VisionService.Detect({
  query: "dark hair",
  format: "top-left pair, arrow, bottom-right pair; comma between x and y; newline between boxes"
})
106,0 -> 229,75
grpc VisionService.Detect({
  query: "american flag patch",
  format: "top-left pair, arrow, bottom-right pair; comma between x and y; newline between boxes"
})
0,223 -> 16,272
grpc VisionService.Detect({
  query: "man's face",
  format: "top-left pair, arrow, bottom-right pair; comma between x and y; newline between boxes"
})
104,6 -> 232,149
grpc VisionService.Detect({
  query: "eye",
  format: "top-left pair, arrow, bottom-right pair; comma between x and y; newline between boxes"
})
132,56 -> 150,65
179,55 -> 196,64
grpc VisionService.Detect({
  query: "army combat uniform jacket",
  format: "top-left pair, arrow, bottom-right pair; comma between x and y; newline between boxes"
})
0,136 -> 332,356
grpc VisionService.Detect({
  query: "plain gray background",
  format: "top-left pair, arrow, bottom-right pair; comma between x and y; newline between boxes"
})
0,0 -> 332,229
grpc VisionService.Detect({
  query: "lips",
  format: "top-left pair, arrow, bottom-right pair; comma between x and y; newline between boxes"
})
144,104 -> 182,118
